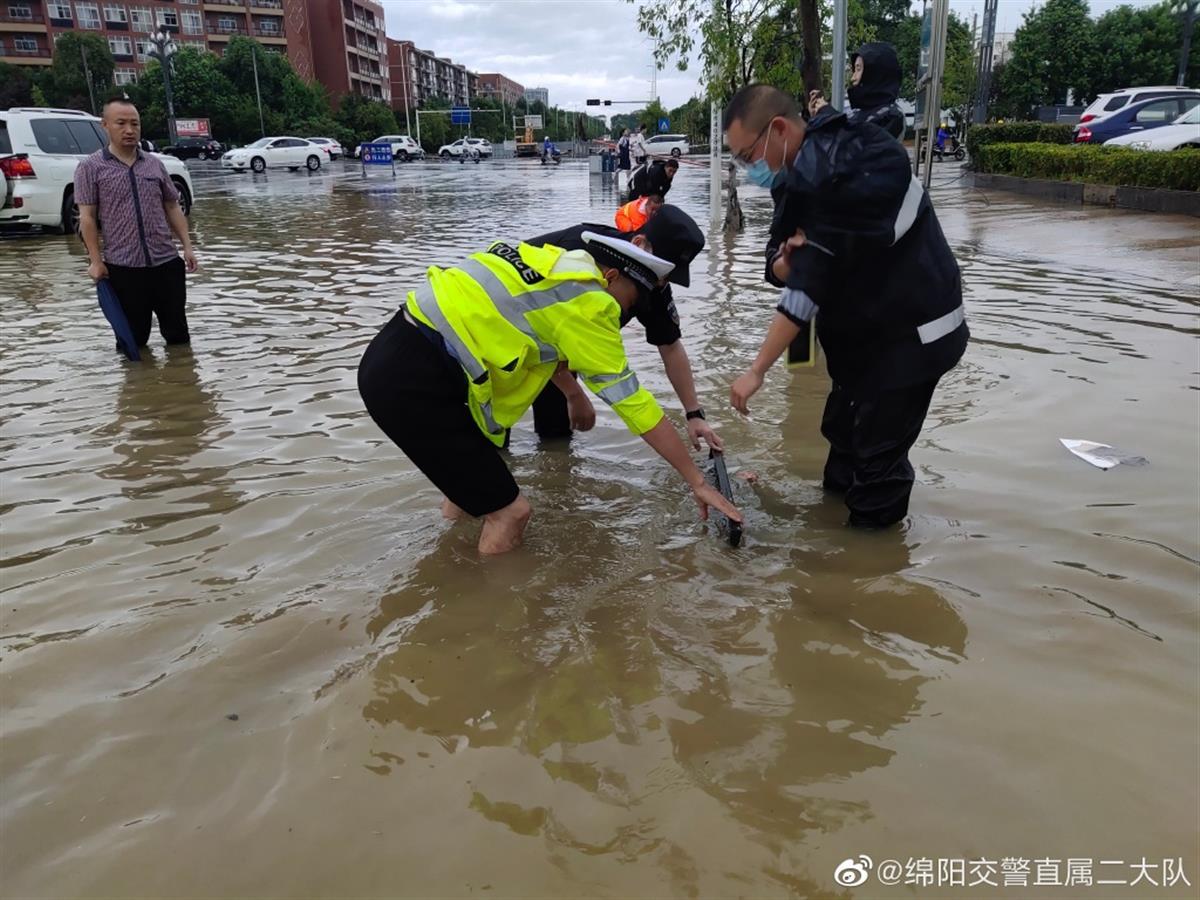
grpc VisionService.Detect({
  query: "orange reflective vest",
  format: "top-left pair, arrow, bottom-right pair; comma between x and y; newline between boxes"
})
614,197 -> 651,233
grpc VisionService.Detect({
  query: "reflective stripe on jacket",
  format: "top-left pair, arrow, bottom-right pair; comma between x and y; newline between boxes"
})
406,240 -> 663,445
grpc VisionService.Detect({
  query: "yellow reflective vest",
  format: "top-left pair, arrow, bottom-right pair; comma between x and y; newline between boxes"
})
406,240 -> 664,446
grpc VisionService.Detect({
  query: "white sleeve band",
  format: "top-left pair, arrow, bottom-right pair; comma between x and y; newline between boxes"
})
778,287 -> 817,322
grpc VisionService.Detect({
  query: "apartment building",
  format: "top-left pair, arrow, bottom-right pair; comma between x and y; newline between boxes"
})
301,0 -> 388,103
387,37 -> 476,119
476,73 -> 523,107
2,0 -> 388,105
523,86 -> 548,107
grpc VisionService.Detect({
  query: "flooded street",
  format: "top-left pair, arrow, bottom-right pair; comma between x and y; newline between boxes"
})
2,157 -> 1198,898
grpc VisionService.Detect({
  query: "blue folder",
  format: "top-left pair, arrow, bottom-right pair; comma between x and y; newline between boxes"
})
96,278 -> 140,361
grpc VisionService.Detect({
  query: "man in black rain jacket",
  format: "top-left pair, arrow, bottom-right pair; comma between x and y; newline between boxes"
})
724,84 -> 968,528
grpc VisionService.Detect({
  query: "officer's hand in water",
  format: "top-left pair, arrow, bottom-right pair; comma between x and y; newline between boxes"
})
686,416 -> 724,452
567,392 -> 596,432
771,229 -> 807,282
691,481 -> 742,523
730,369 -> 764,415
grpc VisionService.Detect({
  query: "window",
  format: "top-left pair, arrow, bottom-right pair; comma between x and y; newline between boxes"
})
129,6 -> 150,30
155,8 -> 177,27
14,36 -> 37,51
31,119 -> 81,154
66,120 -> 105,154
181,10 -> 201,33
76,3 -> 101,28
1135,100 -> 1179,123
108,36 -> 132,56
49,1 -> 71,17
1102,96 -> 1129,112
103,4 -> 126,22
186,40 -> 205,50
135,38 -> 149,59
8,5 -> 33,20
113,68 -> 136,85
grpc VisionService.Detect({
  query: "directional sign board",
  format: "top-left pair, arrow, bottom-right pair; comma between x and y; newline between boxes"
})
451,106 -> 471,125
658,117 -> 669,133
361,142 -> 393,165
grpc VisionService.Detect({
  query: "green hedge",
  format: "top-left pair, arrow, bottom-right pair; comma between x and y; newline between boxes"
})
974,142 -> 1200,191
965,122 -> 1075,161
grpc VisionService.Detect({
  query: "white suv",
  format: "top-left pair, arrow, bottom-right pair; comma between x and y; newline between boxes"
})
1,107 -> 195,233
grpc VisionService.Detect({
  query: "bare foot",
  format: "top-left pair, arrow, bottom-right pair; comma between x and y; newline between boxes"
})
478,495 -> 532,554
441,497 -> 466,520
736,470 -> 759,484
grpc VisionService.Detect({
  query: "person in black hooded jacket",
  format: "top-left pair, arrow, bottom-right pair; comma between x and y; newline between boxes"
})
723,84 -> 967,529
808,41 -> 906,140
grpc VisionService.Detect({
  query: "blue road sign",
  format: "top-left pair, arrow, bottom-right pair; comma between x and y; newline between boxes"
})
658,117 -> 669,133
451,106 -> 471,125
362,142 -> 393,165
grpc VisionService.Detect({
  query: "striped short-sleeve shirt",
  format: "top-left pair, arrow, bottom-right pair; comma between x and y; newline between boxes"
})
74,146 -> 180,268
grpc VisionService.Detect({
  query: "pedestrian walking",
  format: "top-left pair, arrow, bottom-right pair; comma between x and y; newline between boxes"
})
76,98 -> 198,350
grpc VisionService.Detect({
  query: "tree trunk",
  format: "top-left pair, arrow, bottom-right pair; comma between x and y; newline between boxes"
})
798,0 -> 823,99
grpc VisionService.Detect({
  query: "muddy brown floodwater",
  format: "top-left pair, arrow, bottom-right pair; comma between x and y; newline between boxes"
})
2,158 -> 1198,899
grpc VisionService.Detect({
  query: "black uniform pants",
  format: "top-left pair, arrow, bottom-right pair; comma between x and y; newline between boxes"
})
358,310 -> 520,518
531,380 -> 573,439
106,257 -> 189,347
820,379 -> 938,528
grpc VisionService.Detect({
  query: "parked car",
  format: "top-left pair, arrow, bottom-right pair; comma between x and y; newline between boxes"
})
0,106 -> 194,234
353,134 -> 424,161
438,137 -> 492,158
645,133 -> 690,158
1079,86 -> 1200,125
162,136 -> 225,160
1105,105 -> 1200,151
306,136 -> 343,160
221,137 -> 323,173
1074,94 -> 1200,144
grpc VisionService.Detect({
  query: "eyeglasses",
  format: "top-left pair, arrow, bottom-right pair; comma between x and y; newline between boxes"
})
732,119 -> 773,168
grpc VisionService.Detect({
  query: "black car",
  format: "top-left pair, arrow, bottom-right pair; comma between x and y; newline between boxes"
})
162,137 -> 225,160
1074,94 -> 1200,144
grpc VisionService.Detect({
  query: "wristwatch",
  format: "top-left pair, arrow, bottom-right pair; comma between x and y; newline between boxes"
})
685,408 -> 706,421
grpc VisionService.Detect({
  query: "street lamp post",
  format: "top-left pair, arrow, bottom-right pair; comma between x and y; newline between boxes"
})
148,28 -> 178,145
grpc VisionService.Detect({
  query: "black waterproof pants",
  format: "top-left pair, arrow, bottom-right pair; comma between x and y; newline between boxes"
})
106,257 -> 189,347
820,379 -> 938,528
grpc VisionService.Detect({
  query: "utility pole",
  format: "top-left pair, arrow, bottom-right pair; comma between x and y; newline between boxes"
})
830,0 -> 848,112
1179,0 -> 1198,87
973,0 -> 998,124
920,0 -> 950,189
250,43 -> 265,137
80,43 -> 96,115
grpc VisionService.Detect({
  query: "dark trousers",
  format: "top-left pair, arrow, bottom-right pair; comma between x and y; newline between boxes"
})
820,379 -> 938,528
106,257 -> 189,347
531,380 -> 573,439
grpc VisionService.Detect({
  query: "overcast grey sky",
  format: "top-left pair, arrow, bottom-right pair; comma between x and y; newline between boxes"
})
379,0 -> 1165,111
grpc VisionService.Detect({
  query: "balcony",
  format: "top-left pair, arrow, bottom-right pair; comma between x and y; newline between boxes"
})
252,25 -> 285,42
203,2 -> 247,12
249,0 -> 282,7
2,44 -> 51,61
0,10 -> 47,32
207,22 -> 247,38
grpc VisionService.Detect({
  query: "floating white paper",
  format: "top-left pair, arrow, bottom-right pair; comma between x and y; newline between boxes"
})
1060,439 -> 1148,470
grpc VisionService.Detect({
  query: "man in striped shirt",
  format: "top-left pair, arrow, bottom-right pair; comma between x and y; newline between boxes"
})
76,98 -> 198,349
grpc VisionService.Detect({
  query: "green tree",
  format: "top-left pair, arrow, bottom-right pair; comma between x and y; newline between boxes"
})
0,61 -> 34,108
335,92 -> 398,147
998,0 -> 1096,118
39,32 -> 113,113
1091,2 -> 1194,96
629,0 -> 824,103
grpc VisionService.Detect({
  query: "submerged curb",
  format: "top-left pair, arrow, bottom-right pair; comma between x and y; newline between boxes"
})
968,172 -> 1200,217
